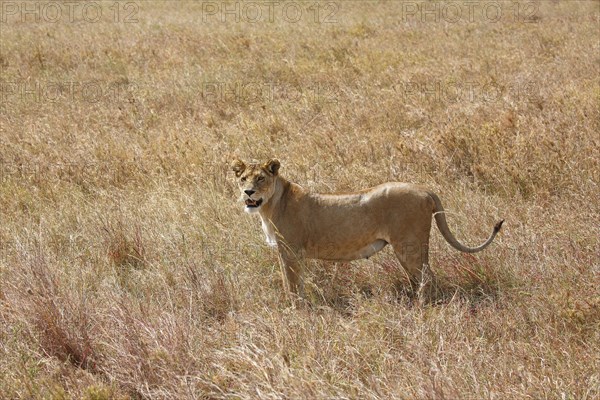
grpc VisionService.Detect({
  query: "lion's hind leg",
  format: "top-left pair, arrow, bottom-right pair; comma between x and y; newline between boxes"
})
390,235 -> 432,296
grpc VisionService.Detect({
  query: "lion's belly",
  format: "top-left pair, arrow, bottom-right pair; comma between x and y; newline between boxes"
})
306,239 -> 388,261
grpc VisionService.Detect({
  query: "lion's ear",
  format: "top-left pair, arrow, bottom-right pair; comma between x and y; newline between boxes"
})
231,159 -> 246,177
263,159 -> 280,176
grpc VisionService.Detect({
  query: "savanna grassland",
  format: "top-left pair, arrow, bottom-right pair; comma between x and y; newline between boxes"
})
0,1 -> 599,399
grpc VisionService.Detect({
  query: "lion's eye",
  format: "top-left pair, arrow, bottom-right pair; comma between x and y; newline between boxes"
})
241,177 -> 247,182
257,176 -> 265,182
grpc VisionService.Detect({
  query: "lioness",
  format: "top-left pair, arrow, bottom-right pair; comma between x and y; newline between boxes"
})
232,158 -> 503,299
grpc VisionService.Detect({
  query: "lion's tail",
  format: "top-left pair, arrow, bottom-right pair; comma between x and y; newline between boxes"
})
427,191 -> 504,254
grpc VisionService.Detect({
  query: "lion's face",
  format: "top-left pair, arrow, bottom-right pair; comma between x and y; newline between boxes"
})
231,159 -> 280,214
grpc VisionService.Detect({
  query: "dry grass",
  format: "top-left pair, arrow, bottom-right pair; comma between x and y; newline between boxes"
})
1,1 -> 599,398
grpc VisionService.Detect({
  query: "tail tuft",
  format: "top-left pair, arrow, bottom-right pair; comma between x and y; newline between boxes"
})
429,191 -> 503,253
494,219 -> 505,232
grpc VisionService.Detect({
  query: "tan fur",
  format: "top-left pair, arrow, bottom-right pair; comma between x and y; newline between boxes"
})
232,158 -> 504,300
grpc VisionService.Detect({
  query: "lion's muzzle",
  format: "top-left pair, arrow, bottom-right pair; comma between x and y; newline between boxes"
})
245,198 -> 263,208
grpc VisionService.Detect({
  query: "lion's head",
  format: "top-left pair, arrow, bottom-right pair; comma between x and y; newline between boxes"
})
231,158 -> 280,214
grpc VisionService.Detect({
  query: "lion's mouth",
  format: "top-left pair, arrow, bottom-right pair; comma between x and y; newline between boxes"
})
245,198 -> 263,208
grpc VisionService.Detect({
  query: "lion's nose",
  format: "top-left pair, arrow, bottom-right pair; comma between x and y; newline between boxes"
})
244,190 -> 255,196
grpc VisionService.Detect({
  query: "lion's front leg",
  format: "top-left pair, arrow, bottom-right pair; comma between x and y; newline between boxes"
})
277,250 -> 305,304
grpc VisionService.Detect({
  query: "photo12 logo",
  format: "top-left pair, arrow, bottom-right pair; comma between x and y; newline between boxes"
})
0,161 -> 143,186
399,80 -> 539,103
201,81 -> 338,105
0,80 -> 138,108
201,1 -> 339,23
401,1 -> 539,23
0,1 -> 140,23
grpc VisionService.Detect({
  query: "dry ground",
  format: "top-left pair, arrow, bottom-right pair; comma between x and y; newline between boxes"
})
0,1 -> 599,399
